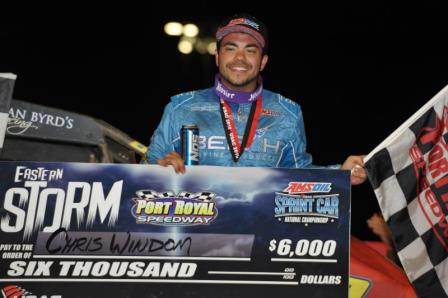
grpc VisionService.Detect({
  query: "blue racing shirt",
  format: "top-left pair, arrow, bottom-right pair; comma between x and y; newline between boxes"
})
147,88 -> 313,168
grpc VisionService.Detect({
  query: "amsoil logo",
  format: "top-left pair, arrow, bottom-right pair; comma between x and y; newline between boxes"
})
274,182 -> 339,225
283,182 -> 332,194
1,285 -> 62,298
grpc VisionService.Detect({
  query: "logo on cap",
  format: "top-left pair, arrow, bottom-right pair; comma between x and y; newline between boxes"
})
216,14 -> 268,50
228,18 -> 260,31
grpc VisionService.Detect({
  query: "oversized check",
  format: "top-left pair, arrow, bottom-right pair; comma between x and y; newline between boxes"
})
0,162 -> 350,298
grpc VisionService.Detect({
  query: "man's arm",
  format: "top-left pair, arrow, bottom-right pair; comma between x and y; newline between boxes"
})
277,104 -> 313,168
157,151 -> 185,174
341,155 -> 367,185
147,102 -> 177,162
146,102 -> 186,173
277,102 -> 367,184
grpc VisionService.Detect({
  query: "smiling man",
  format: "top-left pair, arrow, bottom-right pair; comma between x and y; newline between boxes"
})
147,13 -> 366,185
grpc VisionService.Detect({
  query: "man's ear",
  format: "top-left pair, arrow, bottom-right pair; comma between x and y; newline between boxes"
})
260,54 -> 269,71
215,51 -> 219,67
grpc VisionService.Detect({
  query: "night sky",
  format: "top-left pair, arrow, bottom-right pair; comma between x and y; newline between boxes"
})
1,3 -> 447,239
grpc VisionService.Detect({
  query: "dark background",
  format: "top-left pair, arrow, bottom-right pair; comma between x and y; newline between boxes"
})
1,3 -> 447,240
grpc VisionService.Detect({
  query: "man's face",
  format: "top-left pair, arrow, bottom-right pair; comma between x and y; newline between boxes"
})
216,32 -> 268,92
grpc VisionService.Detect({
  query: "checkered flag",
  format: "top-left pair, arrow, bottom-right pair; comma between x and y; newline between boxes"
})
365,84 -> 448,297
135,190 -> 175,199
178,191 -> 215,201
194,191 -> 215,201
177,191 -> 192,199
160,191 -> 175,198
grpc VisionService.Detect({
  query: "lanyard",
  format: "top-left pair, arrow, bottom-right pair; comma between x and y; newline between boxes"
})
219,97 -> 262,162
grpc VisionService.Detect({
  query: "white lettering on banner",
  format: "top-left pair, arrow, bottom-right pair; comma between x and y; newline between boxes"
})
7,260 -> 197,278
0,181 -> 123,239
8,108 -> 26,119
56,261 -> 197,278
300,275 -> 341,285
6,116 -> 38,135
263,138 -> 280,153
14,166 -> 64,182
269,239 -> 337,259
198,135 -> 281,154
209,136 -> 226,150
30,112 -> 74,129
7,261 -> 53,277
8,107 -> 75,130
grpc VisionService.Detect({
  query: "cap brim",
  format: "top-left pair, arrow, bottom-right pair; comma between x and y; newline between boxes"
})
216,25 -> 265,48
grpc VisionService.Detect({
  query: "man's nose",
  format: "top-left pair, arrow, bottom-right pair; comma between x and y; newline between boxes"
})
234,49 -> 246,61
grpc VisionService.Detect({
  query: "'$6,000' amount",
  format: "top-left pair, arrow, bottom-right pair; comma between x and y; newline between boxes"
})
269,239 -> 336,257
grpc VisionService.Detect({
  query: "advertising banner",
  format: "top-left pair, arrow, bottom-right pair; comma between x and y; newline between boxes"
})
0,162 -> 350,297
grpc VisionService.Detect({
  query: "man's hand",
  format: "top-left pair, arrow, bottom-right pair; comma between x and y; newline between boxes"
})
367,212 -> 392,246
341,155 -> 367,185
156,152 -> 186,174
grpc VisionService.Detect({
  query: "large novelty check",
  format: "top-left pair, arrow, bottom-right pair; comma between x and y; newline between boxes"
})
0,162 -> 350,298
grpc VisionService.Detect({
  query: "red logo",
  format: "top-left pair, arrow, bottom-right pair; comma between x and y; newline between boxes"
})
1,285 -> 62,298
261,109 -> 279,116
411,106 -> 448,250
1,285 -> 28,298
284,182 -> 332,194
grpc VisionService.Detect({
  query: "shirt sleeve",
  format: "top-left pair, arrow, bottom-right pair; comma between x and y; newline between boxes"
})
146,102 -> 179,164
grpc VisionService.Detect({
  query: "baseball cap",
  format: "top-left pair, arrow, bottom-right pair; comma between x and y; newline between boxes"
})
216,13 -> 268,52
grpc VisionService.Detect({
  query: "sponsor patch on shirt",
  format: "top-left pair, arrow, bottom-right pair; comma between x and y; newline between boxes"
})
191,104 -> 219,112
261,109 -> 280,116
